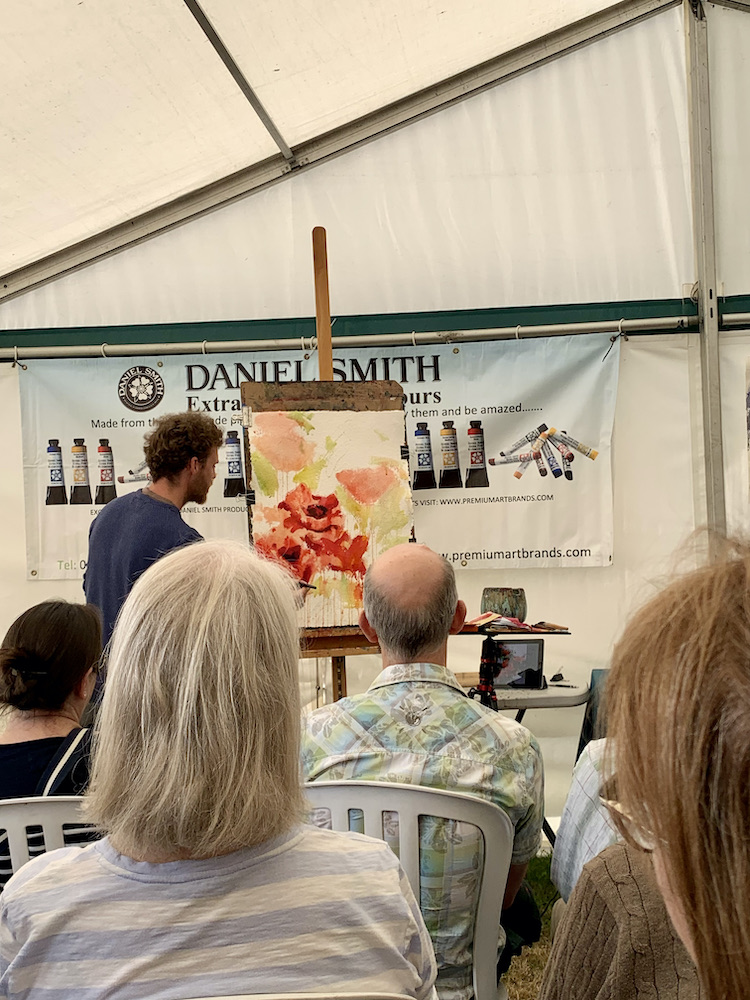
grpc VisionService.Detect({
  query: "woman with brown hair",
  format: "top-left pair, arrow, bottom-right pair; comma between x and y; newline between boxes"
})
543,542 -> 750,1000
602,544 -> 750,999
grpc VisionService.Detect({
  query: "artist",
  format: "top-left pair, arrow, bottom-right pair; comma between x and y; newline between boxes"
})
84,410 -> 222,646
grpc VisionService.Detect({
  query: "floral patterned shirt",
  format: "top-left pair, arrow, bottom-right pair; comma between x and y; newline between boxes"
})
301,661 -> 544,1000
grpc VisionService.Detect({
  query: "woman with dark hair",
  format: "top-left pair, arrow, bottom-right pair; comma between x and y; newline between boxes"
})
0,600 -> 101,799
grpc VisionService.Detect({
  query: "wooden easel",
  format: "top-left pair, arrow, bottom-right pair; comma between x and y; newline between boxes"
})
309,227 -> 382,699
241,229 -> 395,700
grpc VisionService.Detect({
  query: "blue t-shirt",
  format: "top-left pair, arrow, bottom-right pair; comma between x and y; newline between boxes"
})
84,489 -> 202,644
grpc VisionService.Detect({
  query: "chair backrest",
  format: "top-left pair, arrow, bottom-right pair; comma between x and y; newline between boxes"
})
184,994 -> 409,999
304,781 -> 513,1000
0,796 -> 88,873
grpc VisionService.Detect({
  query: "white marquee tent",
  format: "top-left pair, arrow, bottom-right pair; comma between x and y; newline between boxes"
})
2,0 -> 750,813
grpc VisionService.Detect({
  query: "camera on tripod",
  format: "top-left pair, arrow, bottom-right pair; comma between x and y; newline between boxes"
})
467,636 -> 510,711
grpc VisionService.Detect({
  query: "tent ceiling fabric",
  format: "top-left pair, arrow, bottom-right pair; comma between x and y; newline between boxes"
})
2,1 -> 276,275
3,0 -> 627,280
201,0 -> 615,147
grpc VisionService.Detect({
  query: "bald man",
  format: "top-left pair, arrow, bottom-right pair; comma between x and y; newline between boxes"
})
301,544 -> 544,999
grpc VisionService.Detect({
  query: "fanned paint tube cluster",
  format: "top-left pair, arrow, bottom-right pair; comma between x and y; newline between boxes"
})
488,424 -> 598,482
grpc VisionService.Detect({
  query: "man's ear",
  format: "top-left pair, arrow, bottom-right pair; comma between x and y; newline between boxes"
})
188,455 -> 201,475
359,609 -> 378,645
449,599 -> 467,635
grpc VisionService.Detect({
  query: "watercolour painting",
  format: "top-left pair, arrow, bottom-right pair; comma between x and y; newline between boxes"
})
249,407 -> 413,628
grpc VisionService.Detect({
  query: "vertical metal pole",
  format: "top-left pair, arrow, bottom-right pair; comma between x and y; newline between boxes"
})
685,0 -> 727,551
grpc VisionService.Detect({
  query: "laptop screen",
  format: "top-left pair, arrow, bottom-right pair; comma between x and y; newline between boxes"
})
490,638 -> 545,689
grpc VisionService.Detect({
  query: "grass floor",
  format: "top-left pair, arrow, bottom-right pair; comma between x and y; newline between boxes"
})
503,854 -> 557,1000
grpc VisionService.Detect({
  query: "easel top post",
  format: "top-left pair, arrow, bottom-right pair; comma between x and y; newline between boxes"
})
312,226 -> 334,382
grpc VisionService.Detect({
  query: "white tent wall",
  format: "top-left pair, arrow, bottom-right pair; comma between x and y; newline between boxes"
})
0,332 -> 703,816
0,8 -> 691,330
719,333 -> 750,535
709,4 -> 750,297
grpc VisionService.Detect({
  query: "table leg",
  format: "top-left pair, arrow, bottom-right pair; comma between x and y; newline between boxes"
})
332,655 -> 347,701
543,818 -> 556,847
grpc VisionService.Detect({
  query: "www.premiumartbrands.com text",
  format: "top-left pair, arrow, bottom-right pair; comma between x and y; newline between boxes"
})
442,546 -> 593,563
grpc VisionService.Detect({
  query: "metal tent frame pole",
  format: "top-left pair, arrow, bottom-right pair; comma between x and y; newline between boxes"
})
0,315 -> 695,362
686,0 -> 727,549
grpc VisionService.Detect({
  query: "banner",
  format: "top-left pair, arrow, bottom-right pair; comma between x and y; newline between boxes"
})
19,334 -> 619,580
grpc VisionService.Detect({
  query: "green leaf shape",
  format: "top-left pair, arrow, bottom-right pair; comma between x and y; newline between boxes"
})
288,411 -> 315,433
251,452 -> 278,497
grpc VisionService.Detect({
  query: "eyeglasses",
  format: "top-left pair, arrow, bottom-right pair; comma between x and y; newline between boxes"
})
599,796 -> 657,852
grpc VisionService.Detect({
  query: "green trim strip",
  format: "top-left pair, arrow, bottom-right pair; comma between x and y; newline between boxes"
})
721,294 -> 750,316
0,297 -> 698,350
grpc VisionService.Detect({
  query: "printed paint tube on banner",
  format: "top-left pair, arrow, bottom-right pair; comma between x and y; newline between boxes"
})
548,427 -> 598,460
513,458 -> 533,480
530,430 -> 549,454
499,423 -> 548,457
541,440 -> 563,478
547,434 -> 574,462
118,458 -> 151,484
70,439 -> 92,505
124,458 -> 149,476
118,472 -> 150,484
489,451 -> 537,466
533,453 -> 547,477
563,455 -> 573,481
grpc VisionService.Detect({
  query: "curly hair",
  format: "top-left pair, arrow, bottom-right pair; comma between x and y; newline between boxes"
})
144,411 -> 223,482
0,601 -> 102,712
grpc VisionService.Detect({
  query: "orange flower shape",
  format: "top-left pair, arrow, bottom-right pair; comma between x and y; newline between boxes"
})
336,465 -> 400,505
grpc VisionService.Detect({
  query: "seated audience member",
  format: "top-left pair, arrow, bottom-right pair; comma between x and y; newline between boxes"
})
543,542 -> 750,1000
301,543 -> 544,999
550,738 -> 619,902
0,601 -> 101,886
541,843 -> 702,1000
0,601 -> 100,798
0,540 -> 437,1000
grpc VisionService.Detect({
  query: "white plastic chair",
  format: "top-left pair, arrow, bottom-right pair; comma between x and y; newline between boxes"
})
184,994 -> 409,999
304,781 -> 513,1000
0,796 -> 89,873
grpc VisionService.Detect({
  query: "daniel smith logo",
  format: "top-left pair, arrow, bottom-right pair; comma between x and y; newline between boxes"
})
117,366 -> 165,412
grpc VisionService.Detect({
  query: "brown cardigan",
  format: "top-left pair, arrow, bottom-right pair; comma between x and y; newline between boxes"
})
539,843 -> 703,1000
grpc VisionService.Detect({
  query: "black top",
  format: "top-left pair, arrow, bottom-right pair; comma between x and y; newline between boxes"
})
0,734 -> 90,798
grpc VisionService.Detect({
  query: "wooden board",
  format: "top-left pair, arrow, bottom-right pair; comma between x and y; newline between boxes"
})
241,380 -> 405,413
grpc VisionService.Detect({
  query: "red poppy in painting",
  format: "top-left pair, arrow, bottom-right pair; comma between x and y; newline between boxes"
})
314,531 -> 369,576
258,483 -> 369,584
280,484 -> 345,537
254,524 -> 318,583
